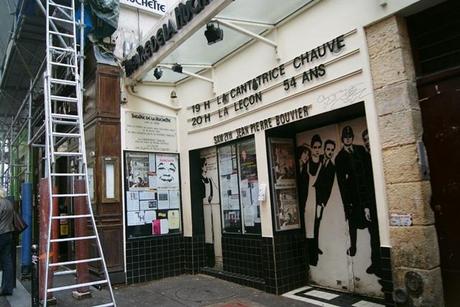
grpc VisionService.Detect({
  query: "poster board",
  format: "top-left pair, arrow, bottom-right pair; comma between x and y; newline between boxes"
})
268,138 -> 301,231
124,151 -> 181,239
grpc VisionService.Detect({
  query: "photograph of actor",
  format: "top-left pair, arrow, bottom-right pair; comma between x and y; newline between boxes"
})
308,139 -> 337,266
304,134 -> 324,266
335,127 -> 374,256
200,157 -> 213,204
361,129 -> 382,277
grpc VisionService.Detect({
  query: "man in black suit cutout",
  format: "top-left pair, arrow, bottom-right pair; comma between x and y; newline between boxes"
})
361,129 -> 382,276
312,139 -> 336,260
335,126 -> 373,259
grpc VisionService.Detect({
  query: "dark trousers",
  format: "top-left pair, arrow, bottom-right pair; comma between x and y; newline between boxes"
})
348,220 -> 381,269
308,205 -> 324,266
0,232 -> 14,293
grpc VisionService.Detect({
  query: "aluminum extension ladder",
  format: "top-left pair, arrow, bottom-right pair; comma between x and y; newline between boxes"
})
42,0 -> 116,306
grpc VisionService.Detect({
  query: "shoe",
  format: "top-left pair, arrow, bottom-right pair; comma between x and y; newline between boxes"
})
366,265 -> 376,274
347,246 -> 356,257
318,248 -> 323,255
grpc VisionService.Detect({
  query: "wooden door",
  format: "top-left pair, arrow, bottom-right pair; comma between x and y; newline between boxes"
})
419,75 -> 460,306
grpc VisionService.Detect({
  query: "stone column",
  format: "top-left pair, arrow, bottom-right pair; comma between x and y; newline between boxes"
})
365,16 -> 444,306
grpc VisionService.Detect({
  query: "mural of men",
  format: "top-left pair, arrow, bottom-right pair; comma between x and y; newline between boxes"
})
335,126 -> 374,260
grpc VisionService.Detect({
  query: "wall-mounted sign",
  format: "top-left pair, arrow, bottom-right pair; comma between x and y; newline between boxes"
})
120,0 -> 170,15
124,111 -> 177,152
213,105 -> 311,145
123,0 -> 214,77
390,213 -> 413,227
187,35 -> 346,128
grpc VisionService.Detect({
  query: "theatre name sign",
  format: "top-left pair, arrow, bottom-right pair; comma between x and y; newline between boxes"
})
123,0 -> 215,77
120,0 -> 170,16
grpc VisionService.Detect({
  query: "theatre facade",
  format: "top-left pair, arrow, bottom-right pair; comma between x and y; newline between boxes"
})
81,0 -> 460,306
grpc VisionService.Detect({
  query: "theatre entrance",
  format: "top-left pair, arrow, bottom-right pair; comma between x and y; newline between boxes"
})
266,104 -> 384,298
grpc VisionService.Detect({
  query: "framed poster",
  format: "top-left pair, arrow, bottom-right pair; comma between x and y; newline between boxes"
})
124,151 -> 181,239
268,138 -> 301,231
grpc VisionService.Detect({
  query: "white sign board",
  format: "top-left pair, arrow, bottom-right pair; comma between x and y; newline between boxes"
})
124,111 -> 177,152
120,0 -> 170,16
390,213 -> 413,227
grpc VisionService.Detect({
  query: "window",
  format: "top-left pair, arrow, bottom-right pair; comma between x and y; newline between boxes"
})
124,151 -> 181,239
218,138 -> 261,234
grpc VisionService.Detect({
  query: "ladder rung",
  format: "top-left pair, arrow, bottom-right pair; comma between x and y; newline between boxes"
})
49,45 -> 75,53
51,214 -> 91,220
50,95 -> 78,102
48,1 -> 73,10
94,303 -> 115,307
51,119 -> 79,125
49,257 -> 102,267
51,113 -> 79,120
49,16 -> 74,24
50,61 -> 77,68
52,132 -> 81,138
54,270 -> 76,276
52,193 -> 87,198
50,78 -> 77,86
51,173 -> 86,177
48,280 -> 108,293
49,30 -> 74,38
50,235 -> 96,243
53,152 -> 83,157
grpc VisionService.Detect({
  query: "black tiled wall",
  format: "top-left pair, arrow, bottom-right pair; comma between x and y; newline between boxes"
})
380,246 -> 394,306
273,231 -> 309,294
222,234 -> 263,279
261,237 -> 277,293
126,235 -> 184,284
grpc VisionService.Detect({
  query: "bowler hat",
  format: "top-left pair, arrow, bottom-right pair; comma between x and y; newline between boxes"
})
341,126 -> 354,139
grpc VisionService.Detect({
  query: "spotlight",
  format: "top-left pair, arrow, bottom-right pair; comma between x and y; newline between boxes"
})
205,22 -> 223,45
171,63 -> 183,73
153,67 -> 163,80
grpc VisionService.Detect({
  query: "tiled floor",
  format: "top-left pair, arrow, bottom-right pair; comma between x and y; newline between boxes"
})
282,286 -> 385,307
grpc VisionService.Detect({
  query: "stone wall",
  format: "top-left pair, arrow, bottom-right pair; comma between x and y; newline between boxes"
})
365,16 -> 444,306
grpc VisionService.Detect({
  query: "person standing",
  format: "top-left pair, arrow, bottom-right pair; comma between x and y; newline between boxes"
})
0,186 -> 15,296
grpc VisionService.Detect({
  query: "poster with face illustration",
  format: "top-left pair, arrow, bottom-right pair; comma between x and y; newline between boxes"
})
156,154 -> 179,188
124,151 -> 181,239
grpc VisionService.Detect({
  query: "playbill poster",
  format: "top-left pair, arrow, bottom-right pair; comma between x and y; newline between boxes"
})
125,151 -> 181,238
269,138 -> 301,231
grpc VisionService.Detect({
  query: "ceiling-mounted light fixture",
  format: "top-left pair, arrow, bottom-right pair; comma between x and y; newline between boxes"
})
153,67 -> 163,80
204,21 -> 223,45
171,63 -> 183,73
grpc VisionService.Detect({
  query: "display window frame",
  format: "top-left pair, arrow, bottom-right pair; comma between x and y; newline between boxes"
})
123,150 -> 182,240
216,136 -> 262,236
